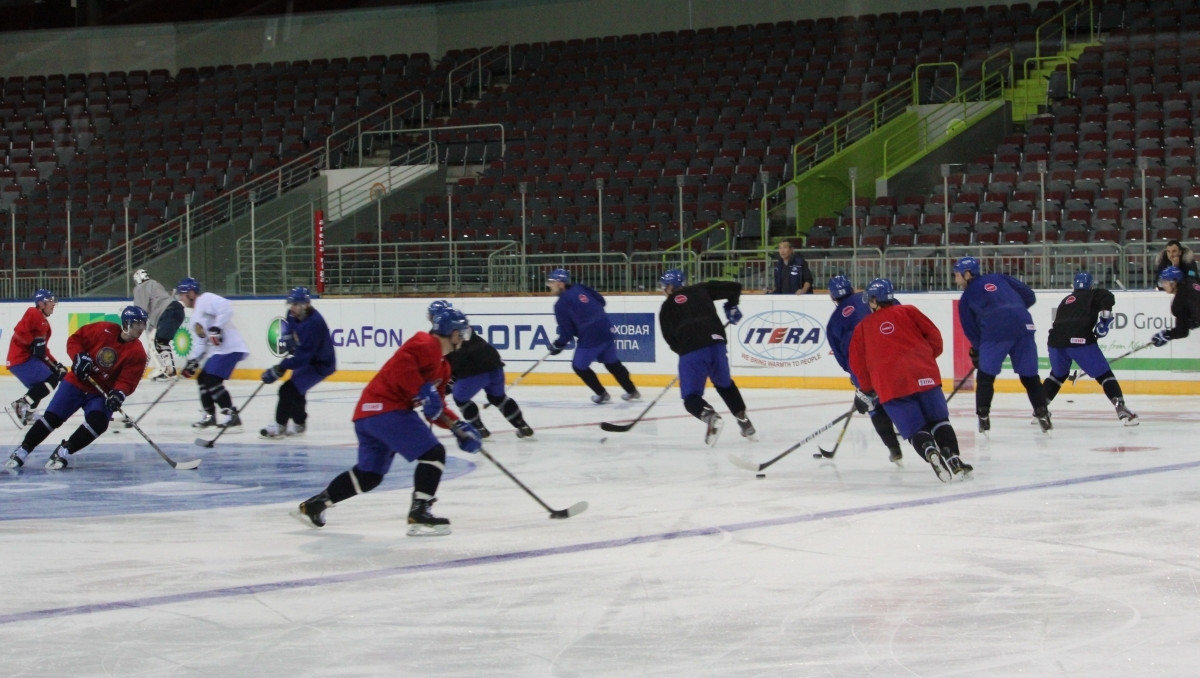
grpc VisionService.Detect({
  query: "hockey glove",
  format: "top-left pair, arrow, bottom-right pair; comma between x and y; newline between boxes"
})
261,365 -> 285,384
207,326 -> 223,347
969,346 -> 980,370
547,340 -> 566,356
1094,310 -> 1113,338
415,381 -> 443,421
181,359 -> 201,379
854,388 -> 878,414
451,420 -> 482,453
723,303 -> 743,325
105,389 -> 126,413
72,352 -> 94,379
1151,330 -> 1170,347
53,362 -> 68,380
30,337 -> 47,359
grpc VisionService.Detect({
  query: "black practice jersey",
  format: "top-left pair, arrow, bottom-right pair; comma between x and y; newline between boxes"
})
445,333 -> 504,378
1167,279 -> 1200,340
659,280 -> 741,355
1047,288 -> 1114,348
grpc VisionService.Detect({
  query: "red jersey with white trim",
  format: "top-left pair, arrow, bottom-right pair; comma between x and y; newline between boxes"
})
848,304 -> 943,403
64,322 -> 148,396
6,306 -> 57,367
353,331 -> 458,425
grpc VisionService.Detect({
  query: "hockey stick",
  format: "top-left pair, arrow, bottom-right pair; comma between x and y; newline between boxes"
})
729,406 -> 856,472
442,414 -> 587,519
945,367 -> 976,403
483,351 -> 552,409
194,381 -> 266,448
1068,342 -> 1152,384
815,407 -> 855,459
599,376 -> 680,433
122,377 -> 180,429
86,376 -> 201,470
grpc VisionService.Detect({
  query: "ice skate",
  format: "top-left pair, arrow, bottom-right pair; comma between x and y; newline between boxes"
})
735,415 -> 757,440
259,423 -> 286,439
4,447 -> 28,469
473,422 -> 491,439
977,409 -> 990,435
1114,400 -> 1139,427
192,412 -> 217,429
621,390 -> 641,402
286,423 -> 306,436
701,408 -> 724,447
219,408 -> 243,434
888,447 -> 903,467
407,497 -> 451,536
515,424 -> 535,439
292,491 -> 330,528
591,392 -> 611,405
6,398 -> 32,428
1034,406 -> 1052,433
924,447 -> 951,483
946,454 -> 973,479
45,443 -> 69,470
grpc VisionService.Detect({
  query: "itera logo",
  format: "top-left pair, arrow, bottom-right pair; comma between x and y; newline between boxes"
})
266,316 -> 288,358
736,310 -> 826,367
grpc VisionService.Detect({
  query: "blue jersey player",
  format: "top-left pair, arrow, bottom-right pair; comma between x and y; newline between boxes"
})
658,269 -> 755,446
826,275 -> 904,465
259,287 -> 338,438
954,256 -> 1051,434
1043,272 -> 1137,426
546,268 -> 640,404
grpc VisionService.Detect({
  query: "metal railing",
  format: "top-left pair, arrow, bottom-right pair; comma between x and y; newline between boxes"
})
445,44 -> 512,115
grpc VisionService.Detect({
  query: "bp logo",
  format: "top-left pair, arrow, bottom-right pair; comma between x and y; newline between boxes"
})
173,326 -> 193,357
736,310 -> 826,366
266,316 -> 289,358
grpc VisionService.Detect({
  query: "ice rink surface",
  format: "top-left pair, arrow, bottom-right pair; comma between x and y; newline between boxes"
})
1,376 -> 1198,677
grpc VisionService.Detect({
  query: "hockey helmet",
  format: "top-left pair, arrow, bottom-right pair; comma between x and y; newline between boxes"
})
1073,271 -> 1095,290
426,299 -> 453,321
953,256 -> 980,276
1159,265 -> 1184,283
828,275 -> 854,301
33,289 -> 56,305
175,277 -> 200,294
659,268 -> 686,290
862,278 -> 895,305
430,308 -> 472,340
286,286 -> 312,305
547,268 -> 571,284
121,305 -> 149,328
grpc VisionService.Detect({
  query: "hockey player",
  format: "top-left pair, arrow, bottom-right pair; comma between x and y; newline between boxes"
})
430,300 -> 534,439
848,279 -> 970,482
826,275 -> 904,465
546,268 -> 640,404
1151,265 -> 1200,348
954,256 -> 1051,433
175,277 -> 250,432
132,269 -> 186,380
1043,272 -> 1138,425
294,307 -> 482,536
5,289 -> 66,427
259,287 -> 336,439
5,306 -> 148,470
657,268 -> 755,446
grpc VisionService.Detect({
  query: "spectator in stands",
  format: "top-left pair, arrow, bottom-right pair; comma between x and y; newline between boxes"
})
1153,240 -> 1199,289
769,239 -> 813,295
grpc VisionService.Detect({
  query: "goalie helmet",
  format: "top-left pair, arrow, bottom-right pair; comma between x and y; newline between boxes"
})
133,269 -> 150,286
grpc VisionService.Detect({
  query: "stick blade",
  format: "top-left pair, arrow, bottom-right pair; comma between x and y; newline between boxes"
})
549,501 -> 588,519
599,421 -> 634,433
816,447 -> 835,459
173,458 -> 203,470
193,437 -> 216,448
727,454 -> 762,472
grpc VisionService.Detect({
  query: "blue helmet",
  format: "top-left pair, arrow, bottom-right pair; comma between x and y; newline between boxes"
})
286,286 -> 312,304
828,275 -> 854,301
430,307 -> 472,339
659,268 -> 686,289
1159,265 -> 1184,283
547,268 -> 571,284
1073,271 -> 1094,290
953,256 -> 980,276
862,278 -> 895,304
33,289 -> 55,304
176,277 -> 200,294
121,305 -> 149,328
426,299 -> 453,321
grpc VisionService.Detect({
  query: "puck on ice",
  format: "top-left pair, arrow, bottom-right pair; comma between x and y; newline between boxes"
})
756,473 -> 766,478
599,437 -> 607,443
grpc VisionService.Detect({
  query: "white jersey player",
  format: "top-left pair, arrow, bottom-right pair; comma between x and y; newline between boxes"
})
174,277 -> 250,431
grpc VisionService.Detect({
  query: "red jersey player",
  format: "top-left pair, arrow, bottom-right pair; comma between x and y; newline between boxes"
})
5,289 -> 66,427
6,306 -> 149,470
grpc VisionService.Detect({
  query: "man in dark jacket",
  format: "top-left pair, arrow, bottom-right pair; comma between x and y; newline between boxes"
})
770,239 -> 813,294
1152,265 -> 1200,348
659,268 -> 755,446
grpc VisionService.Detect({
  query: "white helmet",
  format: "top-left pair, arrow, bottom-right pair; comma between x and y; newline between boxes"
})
133,269 -> 150,285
